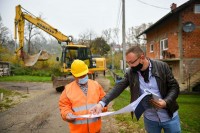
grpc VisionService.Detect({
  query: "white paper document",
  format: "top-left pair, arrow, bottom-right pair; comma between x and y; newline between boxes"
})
69,89 -> 160,119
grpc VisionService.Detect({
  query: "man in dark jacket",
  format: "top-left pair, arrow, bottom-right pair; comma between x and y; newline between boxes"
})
89,46 -> 181,133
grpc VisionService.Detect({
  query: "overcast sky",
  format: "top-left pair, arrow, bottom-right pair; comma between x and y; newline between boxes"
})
0,0 -> 188,41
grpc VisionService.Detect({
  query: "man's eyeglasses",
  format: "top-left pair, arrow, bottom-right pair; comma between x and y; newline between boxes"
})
127,56 -> 140,65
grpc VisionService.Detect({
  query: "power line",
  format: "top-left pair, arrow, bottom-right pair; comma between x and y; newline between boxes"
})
116,0 -> 122,29
136,0 -> 170,10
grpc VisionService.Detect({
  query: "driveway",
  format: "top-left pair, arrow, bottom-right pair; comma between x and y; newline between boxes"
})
0,74 -> 119,133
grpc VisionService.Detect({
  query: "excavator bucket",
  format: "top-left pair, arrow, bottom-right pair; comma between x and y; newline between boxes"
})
38,50 -> 50,61
23,50 -> 49,66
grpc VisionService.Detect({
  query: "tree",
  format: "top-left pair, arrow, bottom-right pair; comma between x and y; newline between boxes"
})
101,28 -> 112,44
24,14 -> 52,54
112,28 -> 120,45
0,15 -> 15,54
45,38 -> 61,56
78,30 -> 96,48
25,22 -> 40,53
30,35 -> 47,53
126,23 -> 152,46
100,23 -> 152,70
0,16 -> 10,46
91,37 -> 110,56
102,28 -> 120,45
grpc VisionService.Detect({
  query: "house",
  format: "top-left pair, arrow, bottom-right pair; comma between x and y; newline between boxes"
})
137,0 -> 200,90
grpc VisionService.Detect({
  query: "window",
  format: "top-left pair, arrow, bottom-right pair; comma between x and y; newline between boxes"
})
160,38 -> 168,59
194,4 -> 200,14
150,43 -> 154,52
78,48 -> 88,60
160,38 -> 168,50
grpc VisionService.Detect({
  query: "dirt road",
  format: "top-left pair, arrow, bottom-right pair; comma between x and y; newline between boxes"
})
0,74 -> 119,133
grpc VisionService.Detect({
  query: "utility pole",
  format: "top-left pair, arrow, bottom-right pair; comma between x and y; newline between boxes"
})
112,44 -> 114,70
122,0 -> 126,73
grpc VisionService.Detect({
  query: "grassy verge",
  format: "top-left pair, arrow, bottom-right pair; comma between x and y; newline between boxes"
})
106,71 -> 145,132
0,75 -> 51,111
0,88 -> 28,112
112,89 -> 200,133
106,70 -> 200,132
106,75 -> 115,86
0,75 -> 51,82
108,70 -> 200,133
112,90 -> 146,133
178,94 -> 200,133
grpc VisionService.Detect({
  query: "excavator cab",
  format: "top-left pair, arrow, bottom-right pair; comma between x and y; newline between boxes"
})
62,45 -> 93,69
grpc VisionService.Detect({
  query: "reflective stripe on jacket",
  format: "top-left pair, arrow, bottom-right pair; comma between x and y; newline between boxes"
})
59,79 -> 106,133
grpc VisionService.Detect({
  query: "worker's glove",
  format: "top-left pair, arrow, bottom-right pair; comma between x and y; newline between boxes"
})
66,113 -> 75,122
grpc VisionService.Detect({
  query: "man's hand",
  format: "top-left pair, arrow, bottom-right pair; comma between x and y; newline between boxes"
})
89,103 -> 103,115
66,113 -> 75,122
150,99 -> 166,109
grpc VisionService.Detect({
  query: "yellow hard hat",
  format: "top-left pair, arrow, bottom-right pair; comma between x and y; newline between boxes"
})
71,59 -> 89,77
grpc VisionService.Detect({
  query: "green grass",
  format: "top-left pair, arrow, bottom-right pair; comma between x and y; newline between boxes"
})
106,75 -> 115,86
112,90 -> 200,133
0,75 -> 51,82
112,89 -> 146,132
0,88 -> 14,95
0,75 -> 50,111
177,94 -> 200,133
114,69 -> 124,77
0,88 -> 28,111
106,71 -> 200,132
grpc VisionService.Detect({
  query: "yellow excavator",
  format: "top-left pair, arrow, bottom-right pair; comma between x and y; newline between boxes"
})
14,5 -> 107,91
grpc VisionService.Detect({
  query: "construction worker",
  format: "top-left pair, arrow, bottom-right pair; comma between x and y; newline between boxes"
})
59,59 -> 107,133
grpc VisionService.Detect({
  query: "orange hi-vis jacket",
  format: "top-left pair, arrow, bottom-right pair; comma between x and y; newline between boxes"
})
59,79 -> 107,133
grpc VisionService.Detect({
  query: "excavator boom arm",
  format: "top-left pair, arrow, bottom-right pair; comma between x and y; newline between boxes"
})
15,5 -> 72,53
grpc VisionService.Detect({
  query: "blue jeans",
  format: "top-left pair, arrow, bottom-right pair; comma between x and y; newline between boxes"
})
144,115 -> 181,133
